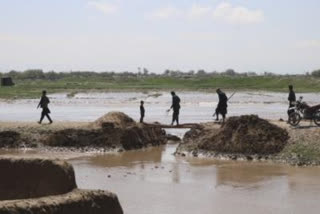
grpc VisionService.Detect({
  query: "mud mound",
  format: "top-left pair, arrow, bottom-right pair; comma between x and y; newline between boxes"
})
0,112 -> 166,150
93,111 -> 135,128
0,189 -> 123,214
0,158 -> 76,200
45,129 -> 114,148
46,112 -> 166,150
120,125 -> 166,150
182,115 -> 289,155
0,157 -> 123,214
0,131 -> 21,147
46,125 -> 166,150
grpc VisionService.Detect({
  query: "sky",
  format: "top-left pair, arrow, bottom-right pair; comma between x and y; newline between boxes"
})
0,0 -> 319,74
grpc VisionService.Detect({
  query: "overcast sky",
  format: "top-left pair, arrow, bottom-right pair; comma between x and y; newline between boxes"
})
0,0 -> 319,74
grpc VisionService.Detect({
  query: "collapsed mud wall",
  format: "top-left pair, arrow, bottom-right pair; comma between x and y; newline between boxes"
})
45,112 -> 166,150
0,157 -> 123,214
0,189 -> 123,214
0,158 -> 76,200
0,131 -> 21,148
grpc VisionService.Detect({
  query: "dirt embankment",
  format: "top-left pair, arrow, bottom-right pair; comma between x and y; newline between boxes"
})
275,122 -> 320,166
0,158 -> 76,200
0,112 -> 166,150
0,190 -> 123,214
177,115 -> 291,161
0,157 -> 123,214
177,115 -> 320,165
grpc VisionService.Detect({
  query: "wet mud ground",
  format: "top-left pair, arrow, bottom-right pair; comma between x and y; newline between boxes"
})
1,91 -> 320,213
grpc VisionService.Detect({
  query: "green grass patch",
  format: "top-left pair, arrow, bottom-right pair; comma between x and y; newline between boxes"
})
280,143 -> 320,164
1,76 -> 320,99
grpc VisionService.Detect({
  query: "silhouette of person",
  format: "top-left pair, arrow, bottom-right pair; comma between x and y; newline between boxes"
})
215,89 -> 228,123
37,90 -> 53,124
140,100 -> 145,123
287,85 -> 296,119
168,91 -> 181,126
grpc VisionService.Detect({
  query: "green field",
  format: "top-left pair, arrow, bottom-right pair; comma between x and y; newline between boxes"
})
0,75 -> 319,99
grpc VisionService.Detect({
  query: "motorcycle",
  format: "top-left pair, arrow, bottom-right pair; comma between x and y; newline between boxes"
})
288,96 -> 320,127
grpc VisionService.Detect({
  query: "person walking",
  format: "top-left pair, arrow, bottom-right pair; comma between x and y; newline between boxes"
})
215,89 -> 228,123
167,91 -> 181,126
37,90 -> 53,124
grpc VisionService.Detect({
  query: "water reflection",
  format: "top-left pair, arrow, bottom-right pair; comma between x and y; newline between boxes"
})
215,163 -> 288,188
69,145 -> 320,214
87,146 -> 164,168
79,145 -> 186,184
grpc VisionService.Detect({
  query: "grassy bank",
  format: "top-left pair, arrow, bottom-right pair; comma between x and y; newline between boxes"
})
277,124 -> 320,165
1,76 -> 320,99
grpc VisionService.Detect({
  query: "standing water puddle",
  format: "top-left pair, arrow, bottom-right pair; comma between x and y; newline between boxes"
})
71,144 -> 320,214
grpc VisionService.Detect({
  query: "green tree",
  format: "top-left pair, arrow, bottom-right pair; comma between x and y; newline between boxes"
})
312,69 -> 320,77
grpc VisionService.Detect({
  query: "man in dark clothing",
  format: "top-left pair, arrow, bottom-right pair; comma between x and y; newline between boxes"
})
287,85 -> 296,119
140,100 -> 145,123
168,91 -> 181,126
37,90 -> 53,124
215,89 -> 228,123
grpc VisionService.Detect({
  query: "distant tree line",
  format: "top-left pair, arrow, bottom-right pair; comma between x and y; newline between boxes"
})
312,69 -> 320,77
0,68 -> 319,81
0,69 -> 138,81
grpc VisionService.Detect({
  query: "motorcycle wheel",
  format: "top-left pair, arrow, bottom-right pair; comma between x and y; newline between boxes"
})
313,111 -> 320,126
288,112 -> 301,127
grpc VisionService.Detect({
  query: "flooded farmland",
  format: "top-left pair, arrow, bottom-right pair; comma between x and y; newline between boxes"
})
1,91 -> 320,122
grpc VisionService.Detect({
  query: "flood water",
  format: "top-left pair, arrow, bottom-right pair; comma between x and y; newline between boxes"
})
1,91 -> 320,122
72,145 -> 320,214
1,91 -> 320,213
2,144 -> 320,214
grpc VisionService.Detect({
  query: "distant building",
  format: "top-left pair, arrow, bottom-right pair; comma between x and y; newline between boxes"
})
1,77 -> 14,86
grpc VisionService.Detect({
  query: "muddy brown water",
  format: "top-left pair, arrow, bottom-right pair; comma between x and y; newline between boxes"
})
1,144 -> 320,214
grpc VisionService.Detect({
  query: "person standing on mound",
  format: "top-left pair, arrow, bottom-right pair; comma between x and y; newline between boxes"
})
167,91 -> 181,126
140,100 -> 145,123
215,89 -> 228,123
